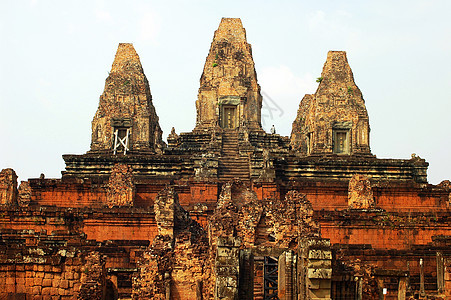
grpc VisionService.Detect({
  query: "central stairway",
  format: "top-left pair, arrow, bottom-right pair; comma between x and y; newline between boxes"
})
218,130 -> 250,181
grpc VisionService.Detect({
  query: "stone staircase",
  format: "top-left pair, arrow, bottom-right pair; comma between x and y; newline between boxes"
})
218,130 -> 250,181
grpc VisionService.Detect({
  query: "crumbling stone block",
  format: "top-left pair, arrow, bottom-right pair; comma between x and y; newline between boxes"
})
154,187 -> 176,237
299,238 -> 333,300
193,153 -> 219,180
17,181 -> 31,207
78,251 -> 105,300
266,190 -> 320,248
134,186 -> 211,300
215,237 -> 241,300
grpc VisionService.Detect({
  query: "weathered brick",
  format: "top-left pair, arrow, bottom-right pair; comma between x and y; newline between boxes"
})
65,271 -> 73,280
59,279 -> 69,289
6,277 -> 15,285
33,277 -> 43,286
42,287 -> 52,295
50,287 -> 59,295
6,284 -> 16,293
52,279 -> 60,288
42,278 -> 52,287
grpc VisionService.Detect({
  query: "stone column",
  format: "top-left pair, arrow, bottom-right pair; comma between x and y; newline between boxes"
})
377,278 -> 384,300
445,258 -> 451,297
238,249 -> 253,300
356,277 -> 363,300
437,251 -> 445,294
215,237 -> 241,300
278,250 -> 296,300
299,238 -> 332,300
420,258 -> 425,297
164,272 -> 171,300
398,277 -> 407,300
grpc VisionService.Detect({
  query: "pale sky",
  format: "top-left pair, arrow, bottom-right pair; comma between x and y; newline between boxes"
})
0,0 -> 450,184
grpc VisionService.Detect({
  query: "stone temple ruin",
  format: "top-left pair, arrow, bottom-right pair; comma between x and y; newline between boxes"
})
1,17 -> 451,300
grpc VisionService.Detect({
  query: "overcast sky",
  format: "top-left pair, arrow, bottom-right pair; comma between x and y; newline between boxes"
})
0,0 -> 450,184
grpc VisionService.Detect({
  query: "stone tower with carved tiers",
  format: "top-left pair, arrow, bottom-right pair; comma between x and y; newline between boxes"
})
90,43 -> 164,154
291,51 -> 372,157
4,18 -> 447,300
195,18 -> 264,132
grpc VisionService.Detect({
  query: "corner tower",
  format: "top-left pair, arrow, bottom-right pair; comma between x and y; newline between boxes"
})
291,51 -> 372,156
90,43 -> 164,154
195,18 -> 263,132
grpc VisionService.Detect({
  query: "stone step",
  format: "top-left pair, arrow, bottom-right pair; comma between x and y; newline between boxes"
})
218,159 -> 250,178
222,151 -> 238,154
218,168 -> 249,172
218,166 -> 248,170
220,158 -> 247,161
218,167 -> 249,171
218,174 -> 249,178
219,168 -> 248,172
218,171 -> 249,175
218,173 -> 250,177
222,132 -> 239,155
219,163 -> 247,166
219,176 -> 250,180
218,172 -> 249,177
219,164 -> 248,168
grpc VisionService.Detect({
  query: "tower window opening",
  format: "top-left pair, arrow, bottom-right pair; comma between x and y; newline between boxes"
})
113,127 -> 130,155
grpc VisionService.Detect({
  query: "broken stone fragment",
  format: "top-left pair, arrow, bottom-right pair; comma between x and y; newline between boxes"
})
18,181 -> 31,207
0,168 -> 18,206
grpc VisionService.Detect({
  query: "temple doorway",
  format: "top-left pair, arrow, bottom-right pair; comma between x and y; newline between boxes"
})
221,105 -> 237,129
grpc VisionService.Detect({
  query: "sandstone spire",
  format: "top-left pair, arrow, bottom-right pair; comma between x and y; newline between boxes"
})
291,51 -> 371,156
90,43 -> 164,154
195,18 -> 263,132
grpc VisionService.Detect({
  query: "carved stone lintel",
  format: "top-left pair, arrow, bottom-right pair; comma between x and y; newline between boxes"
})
348,174 -> 374,209
106,164 -> 135,208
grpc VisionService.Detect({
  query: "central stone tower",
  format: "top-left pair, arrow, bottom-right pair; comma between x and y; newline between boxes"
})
194,18 -> 263,132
